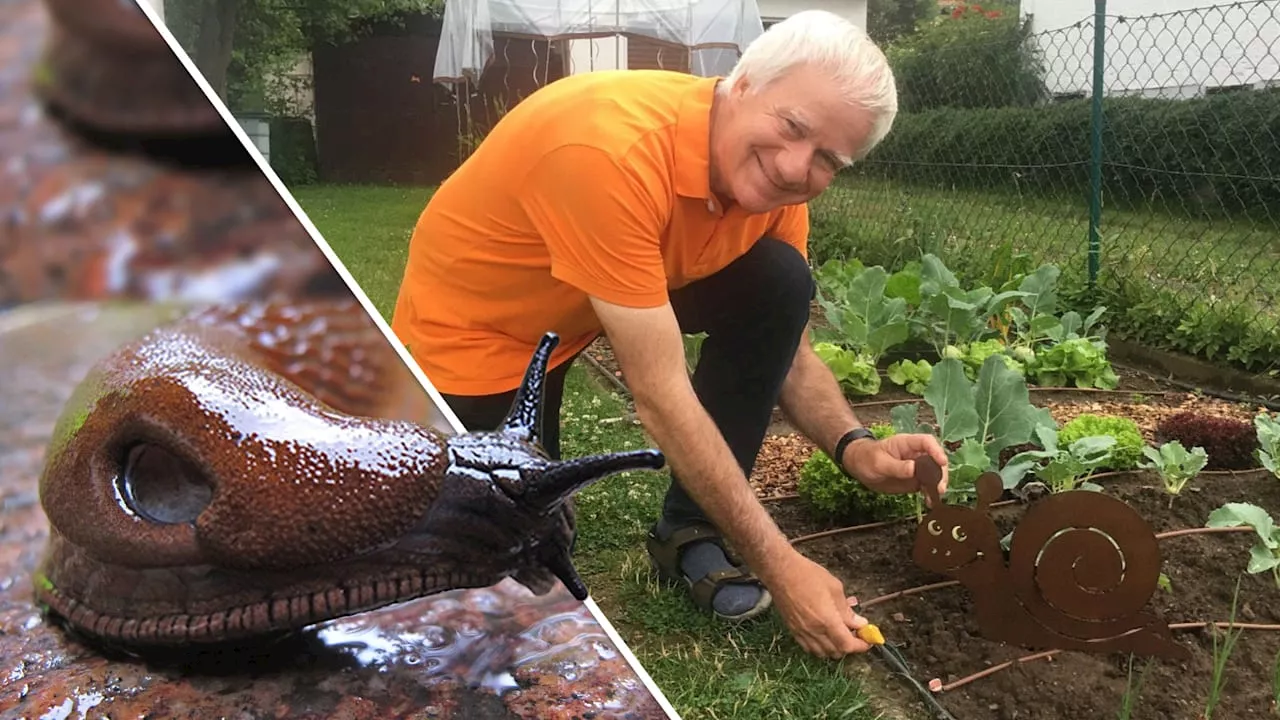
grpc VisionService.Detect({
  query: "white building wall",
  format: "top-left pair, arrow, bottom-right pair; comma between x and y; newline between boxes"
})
1023,0 -> 1280,98
559,0 -> 871,76
566,37 -> 629,74
756,0 -> 868,30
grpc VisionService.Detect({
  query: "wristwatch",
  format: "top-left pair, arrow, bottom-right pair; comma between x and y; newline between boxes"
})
833,427 -> 877,479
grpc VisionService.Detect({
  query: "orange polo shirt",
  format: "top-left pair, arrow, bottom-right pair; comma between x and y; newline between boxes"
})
390,69 -> 810,396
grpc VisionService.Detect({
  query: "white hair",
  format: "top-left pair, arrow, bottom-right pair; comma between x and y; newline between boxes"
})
722,10 -> 899,161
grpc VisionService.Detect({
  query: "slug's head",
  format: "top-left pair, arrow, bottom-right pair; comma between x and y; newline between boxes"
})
429,333 -> 665,601
912,467 -> 1001,574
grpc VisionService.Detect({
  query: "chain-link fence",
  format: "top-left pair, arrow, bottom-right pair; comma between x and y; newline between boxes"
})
810,0 -> 1280,375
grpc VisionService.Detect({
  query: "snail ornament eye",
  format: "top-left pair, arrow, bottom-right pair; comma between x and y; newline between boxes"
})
952,526 -> 967,542
927,520 -> 943,536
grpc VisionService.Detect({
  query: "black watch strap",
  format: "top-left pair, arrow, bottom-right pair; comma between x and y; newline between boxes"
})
833,427 -> 876,478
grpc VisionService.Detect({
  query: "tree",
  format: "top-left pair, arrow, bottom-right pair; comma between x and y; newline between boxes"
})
162,0 -> 442,111
866,0 -> 939,46
885,1 -> 1047,112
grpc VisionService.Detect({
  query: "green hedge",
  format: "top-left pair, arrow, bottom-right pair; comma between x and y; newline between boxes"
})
859,89 -> 1280,219
268,116 -> 319,186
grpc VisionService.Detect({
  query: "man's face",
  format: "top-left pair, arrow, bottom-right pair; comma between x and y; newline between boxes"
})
711,63 -> 878,214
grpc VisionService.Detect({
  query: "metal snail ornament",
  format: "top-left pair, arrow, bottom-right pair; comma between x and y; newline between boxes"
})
910,456 -> 1190,660
33,300 -> 666,650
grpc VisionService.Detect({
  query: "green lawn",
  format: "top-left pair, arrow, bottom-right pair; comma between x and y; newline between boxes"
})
288,184 -> 887,720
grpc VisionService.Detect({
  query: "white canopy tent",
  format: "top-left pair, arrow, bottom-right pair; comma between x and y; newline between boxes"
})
433,0 -> 766,83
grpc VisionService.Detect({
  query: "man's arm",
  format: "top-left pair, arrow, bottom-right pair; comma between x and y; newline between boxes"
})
591,298 -> 872,660
589,299 -> 794,582
779,324 -> 951,496
777,323 -> 867,461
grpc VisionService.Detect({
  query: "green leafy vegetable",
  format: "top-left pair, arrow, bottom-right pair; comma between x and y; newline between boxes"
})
1026,336 -> 1119,389
812,260 -> 913,395
1003,426 -> 1115,493
1140,440 -> 1208,502
1255,411 -> 1280,479
892,355 -> 1055,497
813,342 -> 881,396
1205,503 -> 1280,588
886,358 -> 933,395
797,449 -> 918,522
1059,414 -> 1145,470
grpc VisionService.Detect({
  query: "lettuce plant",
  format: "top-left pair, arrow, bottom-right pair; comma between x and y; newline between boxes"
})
1156,412 -> 1258,471
1059,413 -> 1145,470
797,444 -> 918,523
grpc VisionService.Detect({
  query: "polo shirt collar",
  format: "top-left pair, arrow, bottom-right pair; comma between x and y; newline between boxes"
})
674,76 -> 721,203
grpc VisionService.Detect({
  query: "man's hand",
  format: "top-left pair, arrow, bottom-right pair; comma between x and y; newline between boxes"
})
841,434 -> 950,503
767,553 -> 875,659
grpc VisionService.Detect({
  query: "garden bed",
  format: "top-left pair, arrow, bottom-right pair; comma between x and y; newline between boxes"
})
766,468 -> 1280,720
578,254 -> 1280,719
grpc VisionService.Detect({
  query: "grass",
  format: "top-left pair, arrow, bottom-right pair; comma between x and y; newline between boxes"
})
813,175 -> 1280,311
291,184 -> 433,319
288,183 -> 886,720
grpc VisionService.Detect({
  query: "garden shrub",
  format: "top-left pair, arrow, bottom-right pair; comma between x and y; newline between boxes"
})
268,116 -> 319,186
885,1 -> 1046,113
1058,414 -> 1145,471
858,89 -> 1280,219
796,424 -> 912,522
1155,411 -> 1259,471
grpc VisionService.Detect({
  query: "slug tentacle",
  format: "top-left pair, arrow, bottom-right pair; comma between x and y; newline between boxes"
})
500,331 -> 558,445
34,301 -> 666,647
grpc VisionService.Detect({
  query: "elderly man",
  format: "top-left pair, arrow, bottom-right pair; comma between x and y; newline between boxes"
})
391,10 -> 949,660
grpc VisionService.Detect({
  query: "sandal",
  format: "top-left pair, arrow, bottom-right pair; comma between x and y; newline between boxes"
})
645,521 -> 773,622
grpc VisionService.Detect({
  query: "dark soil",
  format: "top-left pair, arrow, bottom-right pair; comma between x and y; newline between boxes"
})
769,472 -> 1280,720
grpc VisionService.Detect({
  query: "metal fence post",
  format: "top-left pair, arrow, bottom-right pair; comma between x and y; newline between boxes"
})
1088,0 -> 1106,288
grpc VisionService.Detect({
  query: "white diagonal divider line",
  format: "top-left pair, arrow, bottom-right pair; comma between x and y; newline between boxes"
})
126,3 -> 685,718
0,302 -> 86,337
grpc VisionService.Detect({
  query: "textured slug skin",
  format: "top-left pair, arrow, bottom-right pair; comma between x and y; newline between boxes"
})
33,301 -> 462,645
39,300 -> 448,570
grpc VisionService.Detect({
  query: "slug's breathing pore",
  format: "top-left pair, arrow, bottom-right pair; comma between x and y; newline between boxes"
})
33,301 -> 666,648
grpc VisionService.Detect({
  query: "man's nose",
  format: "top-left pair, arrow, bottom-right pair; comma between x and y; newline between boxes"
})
775,146 -> 811,189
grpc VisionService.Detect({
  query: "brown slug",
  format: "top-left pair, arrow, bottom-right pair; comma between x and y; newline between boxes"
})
34,0 -> 228,136
2,0 -> 343,308
34,299 -> 665,649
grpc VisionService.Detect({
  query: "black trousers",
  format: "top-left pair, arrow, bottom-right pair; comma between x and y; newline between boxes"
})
439,236 -> 815,530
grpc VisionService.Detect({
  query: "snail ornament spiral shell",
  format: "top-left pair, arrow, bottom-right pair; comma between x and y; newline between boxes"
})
910,461 -> 1190,660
